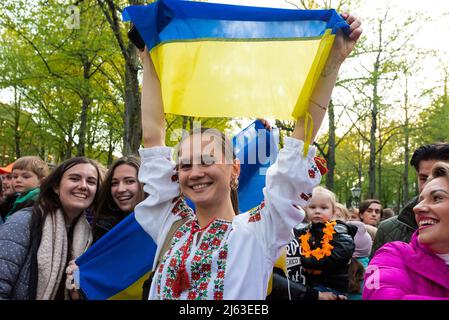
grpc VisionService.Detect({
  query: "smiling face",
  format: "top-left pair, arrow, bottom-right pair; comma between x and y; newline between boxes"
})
306,192 -> 335,224
12,169 -> 41,194
414,177 -> 449,254
55,163 -> 98,221
360,203 -> 382,226
111,164 -> 140,214
178,132 -> 239,212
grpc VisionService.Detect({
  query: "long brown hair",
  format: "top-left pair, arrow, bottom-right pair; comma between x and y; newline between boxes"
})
348,258 -> 365,294
92,156 -> 144,231
177,127 -> 240,215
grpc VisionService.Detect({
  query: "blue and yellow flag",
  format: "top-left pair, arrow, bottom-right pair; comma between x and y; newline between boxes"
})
75,120 -> 278,299
75,213 -> 155,300
123,0 -> 349,120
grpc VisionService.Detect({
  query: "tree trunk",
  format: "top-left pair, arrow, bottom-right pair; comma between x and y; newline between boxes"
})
107,124 -> 114,166
369,21 -> 383,199
97,0 -> 144,156
65,138 -> 73,160
65,122 -> 74,160
377,118 -> 383,201
369,97 -> 377,199
377,144 -> 382,201
122,42 -> 141,156
189,116 -> 194,131
356,139 -> 361,187
403,76 -> 410,204
182,116 -> 188,131
13,87 -> 21,159
326,100 -> 336,191
77,95 -> 90,156
77,55 -> 92,157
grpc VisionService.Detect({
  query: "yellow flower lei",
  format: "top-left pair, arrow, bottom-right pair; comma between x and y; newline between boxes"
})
299,220 -> 336,261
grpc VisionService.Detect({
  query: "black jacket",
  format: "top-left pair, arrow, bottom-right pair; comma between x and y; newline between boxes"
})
267,268 -> 319,300
0,194 -> 18,223
294,221 -> 356,293
92,212 -> 129,244
371,197 -> 418,258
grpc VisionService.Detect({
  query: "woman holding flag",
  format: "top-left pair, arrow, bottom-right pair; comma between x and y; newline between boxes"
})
134,6 -> 362,299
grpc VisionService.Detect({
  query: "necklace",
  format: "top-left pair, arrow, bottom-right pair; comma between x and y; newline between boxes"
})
299,220 -> 336,261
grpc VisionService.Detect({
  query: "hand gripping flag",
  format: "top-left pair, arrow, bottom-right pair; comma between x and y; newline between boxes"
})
75,120 -> 279,299
122,0 -> 349,121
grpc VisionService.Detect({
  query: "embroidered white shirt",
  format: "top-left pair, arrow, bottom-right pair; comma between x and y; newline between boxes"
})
135,137 -> 321,300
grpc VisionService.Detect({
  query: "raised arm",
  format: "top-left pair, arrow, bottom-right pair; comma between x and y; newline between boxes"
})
140,47 -> 166,147
292,13 -> 362,141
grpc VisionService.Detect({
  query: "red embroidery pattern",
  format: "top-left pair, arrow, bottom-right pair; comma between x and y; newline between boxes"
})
213,243 -> 228,300
313,156 -> 328,175
171,197 -> 194,219
308,169 -> 316,179
300,192 -> 312,201
157,219 -> 231,300
156,220 -> 191,298
248,205 -> 262,223
188,220 -> 229,300
309,162 -> 320,179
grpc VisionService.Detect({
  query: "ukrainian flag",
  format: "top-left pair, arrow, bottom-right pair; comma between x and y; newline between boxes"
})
75,212 -> 155,300
75,120 -> 279,299
123,0 -> 349,120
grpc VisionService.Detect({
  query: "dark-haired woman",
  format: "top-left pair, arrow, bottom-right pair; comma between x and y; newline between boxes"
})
92,156 -> 145,243
0,157 -> 100,300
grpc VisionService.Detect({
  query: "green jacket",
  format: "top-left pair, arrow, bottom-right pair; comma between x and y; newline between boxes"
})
3,188 -> 40,223
371,197 -> 418,258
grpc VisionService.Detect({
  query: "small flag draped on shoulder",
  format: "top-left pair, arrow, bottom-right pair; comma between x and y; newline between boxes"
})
122,0 -> 349,121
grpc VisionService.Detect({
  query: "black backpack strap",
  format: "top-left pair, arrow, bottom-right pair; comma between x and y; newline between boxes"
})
141,217 -> 189,300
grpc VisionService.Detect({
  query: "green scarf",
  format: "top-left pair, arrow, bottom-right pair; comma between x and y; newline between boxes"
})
4,187 -> 40,221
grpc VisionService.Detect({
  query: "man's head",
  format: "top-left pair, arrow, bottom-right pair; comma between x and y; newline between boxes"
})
359,199 -> 382,227
410,143 -> 449,192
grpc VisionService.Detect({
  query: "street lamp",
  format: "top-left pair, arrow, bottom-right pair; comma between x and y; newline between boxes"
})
351,186 -> 362,208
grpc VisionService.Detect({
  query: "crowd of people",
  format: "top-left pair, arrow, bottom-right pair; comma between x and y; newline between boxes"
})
0,10 -> 448,300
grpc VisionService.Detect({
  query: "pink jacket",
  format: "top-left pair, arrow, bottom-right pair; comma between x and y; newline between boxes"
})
363,231 -> 449,300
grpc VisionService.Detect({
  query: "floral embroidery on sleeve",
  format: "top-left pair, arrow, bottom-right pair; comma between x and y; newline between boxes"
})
248,202 -> 264,223
300,192 -> 312,201
171,196 -> 194,219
